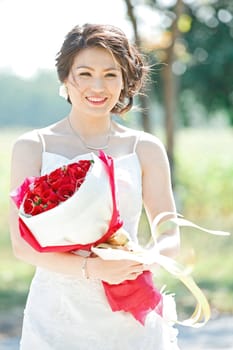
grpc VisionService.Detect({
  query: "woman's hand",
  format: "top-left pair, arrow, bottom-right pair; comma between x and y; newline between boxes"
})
88,257 -> 146,284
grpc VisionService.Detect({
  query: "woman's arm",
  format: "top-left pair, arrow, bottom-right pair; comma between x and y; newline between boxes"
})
9,130 -> 84,275
9,131 -> 144,282
137,132 -> 180,257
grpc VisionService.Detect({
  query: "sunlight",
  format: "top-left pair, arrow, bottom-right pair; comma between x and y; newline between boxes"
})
0,0 -> 131,77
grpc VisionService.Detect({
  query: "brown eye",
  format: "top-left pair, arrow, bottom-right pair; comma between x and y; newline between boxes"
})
105,73 -> 117,77
79,72 -> 91,76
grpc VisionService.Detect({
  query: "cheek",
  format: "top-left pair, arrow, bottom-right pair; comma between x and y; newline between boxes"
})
67,78 -> 88,97
108,79 -> 123,94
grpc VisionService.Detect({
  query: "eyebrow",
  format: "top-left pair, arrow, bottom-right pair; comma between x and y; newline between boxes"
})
76,65 -> 120,71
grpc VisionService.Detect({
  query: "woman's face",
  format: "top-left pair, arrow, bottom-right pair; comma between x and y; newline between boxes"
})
65,46 -> 123,118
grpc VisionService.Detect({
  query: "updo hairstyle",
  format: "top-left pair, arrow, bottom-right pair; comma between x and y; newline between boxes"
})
55,23 -> 149,114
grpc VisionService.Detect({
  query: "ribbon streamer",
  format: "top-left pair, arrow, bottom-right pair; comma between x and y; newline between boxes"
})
93,212 -> 231,328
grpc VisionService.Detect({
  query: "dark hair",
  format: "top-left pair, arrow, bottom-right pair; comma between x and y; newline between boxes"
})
55,23 -> 149,114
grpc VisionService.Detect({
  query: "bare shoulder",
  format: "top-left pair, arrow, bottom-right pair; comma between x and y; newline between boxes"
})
138,131 -> 166,153
10,129 -> 45,184
114,122 -> 164,149
12,129 -> 42,159
12,119 -> 64,155
114,122 -> 168,163
136,131 -> 169,171
114,122 -> 169,171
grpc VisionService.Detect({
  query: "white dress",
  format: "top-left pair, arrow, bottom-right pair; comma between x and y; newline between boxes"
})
20,148 -> 180,350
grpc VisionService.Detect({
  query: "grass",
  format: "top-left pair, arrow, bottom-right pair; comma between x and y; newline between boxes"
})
174,128 -> 233,226
0,126 -> 232,316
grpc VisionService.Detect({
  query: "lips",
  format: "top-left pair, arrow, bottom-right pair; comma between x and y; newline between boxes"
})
86,96 -> 108,105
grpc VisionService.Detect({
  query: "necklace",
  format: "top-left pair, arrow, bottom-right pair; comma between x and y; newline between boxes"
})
67,116 -> 112,151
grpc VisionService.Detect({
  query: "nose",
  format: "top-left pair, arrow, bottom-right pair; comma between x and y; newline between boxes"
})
92,77 -> 105,91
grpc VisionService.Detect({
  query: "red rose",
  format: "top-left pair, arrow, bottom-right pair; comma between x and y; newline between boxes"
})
49,167 -> 65,180
79,160 -> 92,171
24,198 -> 44,215
23,198 -> 34,214
40,189 -> 58,203
32,178 -> 50,197
67,161 -> 91,181
56,183 -> 76,201
22,159 -> 92,216
68,165 -> 84,177
32,195 -> 42,205
48,168 -> 71,191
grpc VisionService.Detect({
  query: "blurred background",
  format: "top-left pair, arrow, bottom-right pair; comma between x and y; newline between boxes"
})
0,0 -> 232,348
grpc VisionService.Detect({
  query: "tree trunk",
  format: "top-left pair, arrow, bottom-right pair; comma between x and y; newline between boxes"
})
124,0 -> 152,133
162,0 -> 183,180
162,59 -> 175,174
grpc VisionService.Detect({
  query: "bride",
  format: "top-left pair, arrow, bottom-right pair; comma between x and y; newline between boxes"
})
9,23 -> 180,349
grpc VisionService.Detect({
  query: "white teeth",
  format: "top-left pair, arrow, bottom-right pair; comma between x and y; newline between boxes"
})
87,97 -> 105,102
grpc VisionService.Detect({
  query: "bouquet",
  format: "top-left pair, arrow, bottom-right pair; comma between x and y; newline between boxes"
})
11,151 -> 230,327
12,152 -> 126,252
11,151 -> 162,325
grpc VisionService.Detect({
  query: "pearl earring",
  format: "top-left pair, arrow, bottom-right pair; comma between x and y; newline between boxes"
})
59,84 -> 68,100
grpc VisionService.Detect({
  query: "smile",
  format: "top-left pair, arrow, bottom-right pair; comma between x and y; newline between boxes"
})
86,96 -> 108,105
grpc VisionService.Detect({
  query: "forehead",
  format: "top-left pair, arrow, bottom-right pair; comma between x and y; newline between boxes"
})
72,46 -> 120,69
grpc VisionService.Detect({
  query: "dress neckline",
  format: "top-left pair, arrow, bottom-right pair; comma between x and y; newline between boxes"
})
42,150 -> 139,163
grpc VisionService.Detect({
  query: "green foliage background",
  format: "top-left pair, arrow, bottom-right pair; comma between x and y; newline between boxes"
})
0,72 -> 70,127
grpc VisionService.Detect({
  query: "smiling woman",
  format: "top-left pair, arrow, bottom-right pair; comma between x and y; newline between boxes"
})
66,47 -> 124,119
56,24 -> 146,115
9,23 -> 181,350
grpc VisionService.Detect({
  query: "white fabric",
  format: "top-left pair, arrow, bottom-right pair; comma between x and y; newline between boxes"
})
20,151 -> 180,350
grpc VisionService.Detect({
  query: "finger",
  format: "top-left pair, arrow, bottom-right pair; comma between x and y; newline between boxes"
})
127,271 -> 142,280
128,261 -> 144,268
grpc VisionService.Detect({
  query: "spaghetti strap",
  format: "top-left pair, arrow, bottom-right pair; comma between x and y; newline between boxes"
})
132,131 -> 143,153
37,129 -> 46,152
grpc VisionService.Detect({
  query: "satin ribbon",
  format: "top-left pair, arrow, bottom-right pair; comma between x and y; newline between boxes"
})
151,212 -> 230,327
93,212 -> 230,328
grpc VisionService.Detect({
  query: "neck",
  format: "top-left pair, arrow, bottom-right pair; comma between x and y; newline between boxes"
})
68,112 -> 112,137
67,115 -> 113,151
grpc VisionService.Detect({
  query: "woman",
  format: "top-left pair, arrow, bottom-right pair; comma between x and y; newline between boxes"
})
9,23 -> 180,349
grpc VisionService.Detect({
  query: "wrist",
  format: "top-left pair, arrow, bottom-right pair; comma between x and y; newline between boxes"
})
85,256 -> 101,279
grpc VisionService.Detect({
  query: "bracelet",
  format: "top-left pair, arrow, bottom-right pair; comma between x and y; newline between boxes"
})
81,257 -> 89,279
